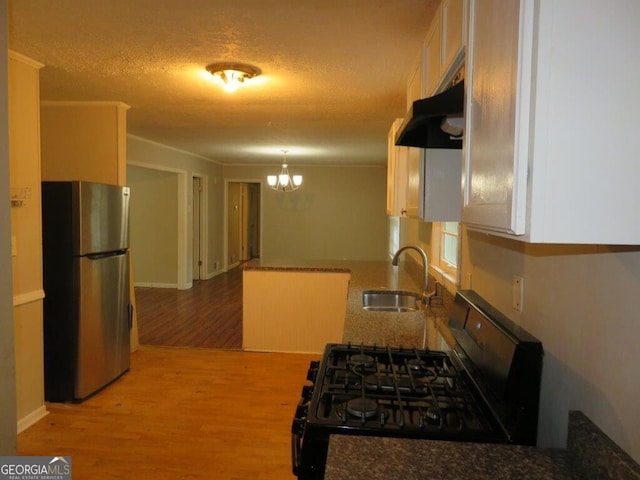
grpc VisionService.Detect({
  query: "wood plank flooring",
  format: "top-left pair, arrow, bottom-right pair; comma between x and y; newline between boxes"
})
18,346 -> 318,480
135,267 -> 243,349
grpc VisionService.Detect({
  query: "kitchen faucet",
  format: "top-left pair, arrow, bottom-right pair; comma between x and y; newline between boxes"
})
391,245 -> 432,304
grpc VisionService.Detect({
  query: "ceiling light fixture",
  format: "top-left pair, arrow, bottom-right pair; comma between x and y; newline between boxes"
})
267,150 -> 303,192
205,62 -> 261,93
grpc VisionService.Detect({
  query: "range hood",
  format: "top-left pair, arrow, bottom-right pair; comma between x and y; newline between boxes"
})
395,80 -> 464,149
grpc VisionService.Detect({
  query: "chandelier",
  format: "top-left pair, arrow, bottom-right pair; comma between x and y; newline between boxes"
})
267,150 -> 303,192
205,62 -> 261,93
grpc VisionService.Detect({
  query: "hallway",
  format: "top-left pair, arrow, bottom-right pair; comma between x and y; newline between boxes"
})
135,267 -> 243,349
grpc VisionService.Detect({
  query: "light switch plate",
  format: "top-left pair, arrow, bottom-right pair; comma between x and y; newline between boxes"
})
512,276 -> 524,312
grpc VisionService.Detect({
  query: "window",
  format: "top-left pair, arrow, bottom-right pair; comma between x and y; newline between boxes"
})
433,221 -> 459,280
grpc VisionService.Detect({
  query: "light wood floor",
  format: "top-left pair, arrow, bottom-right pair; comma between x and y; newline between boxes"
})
135,266 -> 243,349
18,346 -> 318,479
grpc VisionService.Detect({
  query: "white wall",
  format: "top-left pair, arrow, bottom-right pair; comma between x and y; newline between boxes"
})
127,135 -> 224,281
128,165 -> 179,286
460,229 -> 640,462
0,0 -> 18,454
224,164 -> 389,261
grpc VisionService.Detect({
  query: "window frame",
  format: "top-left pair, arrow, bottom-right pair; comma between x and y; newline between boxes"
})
431,221 -> 459,283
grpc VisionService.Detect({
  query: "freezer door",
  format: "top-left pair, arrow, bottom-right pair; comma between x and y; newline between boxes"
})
76,181 -> 130,255
75,251 -> 131,399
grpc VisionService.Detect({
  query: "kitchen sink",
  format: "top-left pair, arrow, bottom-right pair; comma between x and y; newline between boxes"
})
362,290 -> 420,312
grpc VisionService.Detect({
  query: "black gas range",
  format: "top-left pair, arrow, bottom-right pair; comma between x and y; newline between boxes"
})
291,290 -> 543,480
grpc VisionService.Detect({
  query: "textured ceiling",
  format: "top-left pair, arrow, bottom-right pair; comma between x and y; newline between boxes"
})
8,0 -> 439,165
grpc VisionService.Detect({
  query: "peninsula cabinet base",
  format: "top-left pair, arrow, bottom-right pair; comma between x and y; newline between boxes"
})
242,269 -> 350,354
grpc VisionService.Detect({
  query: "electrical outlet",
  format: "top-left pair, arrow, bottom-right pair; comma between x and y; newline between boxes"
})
512,276 -> 524,312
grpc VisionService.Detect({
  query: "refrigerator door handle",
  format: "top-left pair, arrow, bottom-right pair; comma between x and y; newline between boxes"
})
128,303 -> 134,330
86,249 -> 128,260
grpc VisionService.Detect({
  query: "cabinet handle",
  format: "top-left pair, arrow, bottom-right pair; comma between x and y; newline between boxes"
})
401,208 -> 407,215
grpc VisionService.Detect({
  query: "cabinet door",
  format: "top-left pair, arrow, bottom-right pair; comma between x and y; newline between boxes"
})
400,61 -> 423,218
386,119 -> 405,216
464,0 -> 640,243
387,118 -> 419,218
441,0 -> 465,76
462,0 -> 530,234
423,18 -> 442,97
404,147 -> 421,218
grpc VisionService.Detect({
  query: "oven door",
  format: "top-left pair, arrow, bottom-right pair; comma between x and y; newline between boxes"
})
292,361 -> 325,480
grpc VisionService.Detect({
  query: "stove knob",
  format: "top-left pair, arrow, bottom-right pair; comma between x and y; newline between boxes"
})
306,361 -> 320,382
301,385 -> 313,402
426,407 -> 442,425
295,404 -> 308,419
291,418 -> 305,435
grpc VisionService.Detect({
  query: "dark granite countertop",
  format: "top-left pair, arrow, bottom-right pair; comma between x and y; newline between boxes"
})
242,261 -> 350,274
324,436 -> 579,480
324,412 -> 640,480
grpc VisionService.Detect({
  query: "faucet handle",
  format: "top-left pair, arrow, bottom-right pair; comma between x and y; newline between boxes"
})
425,282 -> 444,306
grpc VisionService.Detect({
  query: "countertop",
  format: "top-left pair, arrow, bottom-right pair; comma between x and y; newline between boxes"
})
324,436 -> 579,480
324,411 -> 640,480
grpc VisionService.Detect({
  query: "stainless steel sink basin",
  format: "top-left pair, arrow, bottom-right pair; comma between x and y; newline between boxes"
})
362,290 -> 420,312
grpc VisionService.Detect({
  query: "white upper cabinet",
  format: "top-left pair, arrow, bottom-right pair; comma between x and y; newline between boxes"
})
404,62 -> 423,218
387,62 -> 423,218
387,118 -> 408,216
423,16 -> 442,97
387,120 -> 421,219
388,3 -> 465,222
463,0 -> 640,244
441,0 -> 466,83
423,0 -> 466,96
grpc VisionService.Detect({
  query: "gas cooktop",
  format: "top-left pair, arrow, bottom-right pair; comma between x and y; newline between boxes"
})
309,344 -> 499,438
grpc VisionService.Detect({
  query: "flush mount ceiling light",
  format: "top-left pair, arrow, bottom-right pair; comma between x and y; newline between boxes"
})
267,150 -> 303,192
205,62 -> 261,93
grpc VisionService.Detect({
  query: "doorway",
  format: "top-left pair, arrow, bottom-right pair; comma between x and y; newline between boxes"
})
226,181 -> 261,269
192,176 -> 205,281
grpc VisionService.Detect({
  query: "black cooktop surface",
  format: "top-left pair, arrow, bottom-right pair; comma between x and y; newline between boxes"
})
306,344 -> 502,441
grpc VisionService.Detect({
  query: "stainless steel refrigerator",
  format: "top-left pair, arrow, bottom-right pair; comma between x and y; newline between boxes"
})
42,181 -> 132,401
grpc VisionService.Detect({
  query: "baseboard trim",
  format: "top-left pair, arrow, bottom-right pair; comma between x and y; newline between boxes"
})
134,282 -> 178,289
17,405 -> 49,434
13,289 -> 45,307
203,269 -> 224,280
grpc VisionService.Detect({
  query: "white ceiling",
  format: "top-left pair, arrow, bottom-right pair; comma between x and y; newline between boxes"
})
8,0 -> 439,165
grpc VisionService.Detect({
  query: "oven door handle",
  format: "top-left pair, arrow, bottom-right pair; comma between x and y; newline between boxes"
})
291,430 -> 302,476
291,415 -> 307,476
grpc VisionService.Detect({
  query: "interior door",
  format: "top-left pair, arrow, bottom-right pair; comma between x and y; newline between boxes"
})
192,177 -> 201,280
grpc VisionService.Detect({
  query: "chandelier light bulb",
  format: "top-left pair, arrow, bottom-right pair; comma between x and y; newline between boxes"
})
267,150 -> 303,192
279,171 -> 290,187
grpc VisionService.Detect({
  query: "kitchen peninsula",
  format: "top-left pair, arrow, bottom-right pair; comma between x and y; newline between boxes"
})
243,258 -> 454,353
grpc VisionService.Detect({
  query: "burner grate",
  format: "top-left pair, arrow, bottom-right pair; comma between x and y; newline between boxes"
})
314,344 -> 496,435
